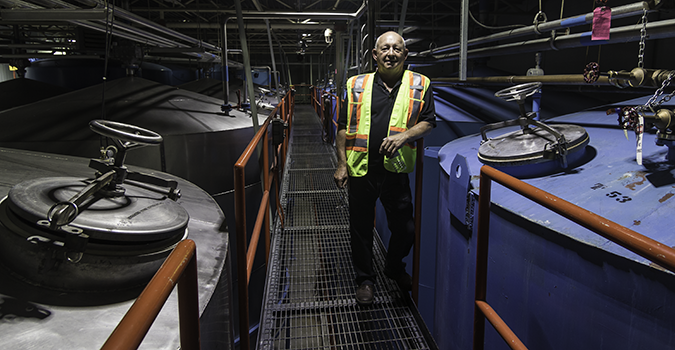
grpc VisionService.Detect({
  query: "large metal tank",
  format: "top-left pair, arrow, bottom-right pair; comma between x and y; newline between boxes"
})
433,90 -> 675,349
0,132 -> 233,349
0,75 -> 271,344
25,58 -> 186,89
0,78 -> 72,112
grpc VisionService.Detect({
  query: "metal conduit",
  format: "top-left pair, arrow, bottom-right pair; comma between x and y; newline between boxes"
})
433,18 -> 675,62
420,1 -> 650,57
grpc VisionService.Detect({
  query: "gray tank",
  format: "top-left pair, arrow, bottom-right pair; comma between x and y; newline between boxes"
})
0,75 -> 271,344
0,140 -> 233,349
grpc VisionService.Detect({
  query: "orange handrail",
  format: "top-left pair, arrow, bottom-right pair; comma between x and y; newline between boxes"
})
101,239 -> 200,350
233,89 -> 294,350
473,165 -> 675,350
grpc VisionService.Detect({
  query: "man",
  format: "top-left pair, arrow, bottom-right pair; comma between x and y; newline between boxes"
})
334,31 -> 435,306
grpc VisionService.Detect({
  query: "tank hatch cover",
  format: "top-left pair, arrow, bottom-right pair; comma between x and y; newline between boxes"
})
478,124 -> 590,168
7,177 -> 189,242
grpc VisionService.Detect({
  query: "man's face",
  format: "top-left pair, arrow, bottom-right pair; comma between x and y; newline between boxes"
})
372,33 -> 408,74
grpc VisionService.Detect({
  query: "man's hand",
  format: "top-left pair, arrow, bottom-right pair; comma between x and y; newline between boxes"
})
380,134 -> 406,158
379,121 -> 434,157
334,128 -> 349,188
334,164 -> 348,188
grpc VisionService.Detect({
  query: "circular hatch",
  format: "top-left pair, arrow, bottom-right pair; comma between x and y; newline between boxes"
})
0,176 -> 188,292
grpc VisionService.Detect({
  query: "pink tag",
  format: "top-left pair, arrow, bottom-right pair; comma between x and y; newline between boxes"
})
592,7 -> 611,40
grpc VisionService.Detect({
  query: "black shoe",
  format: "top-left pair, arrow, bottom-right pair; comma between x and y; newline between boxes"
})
356,283 -> 374,306
384,269 -> 413,291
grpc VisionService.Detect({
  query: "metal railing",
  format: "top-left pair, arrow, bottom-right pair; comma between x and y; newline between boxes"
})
101,239 -> 200,350
233,89 -> 294,350
474,165 -> 675,350
311,85 -> 426,304
311,86 -> 339,145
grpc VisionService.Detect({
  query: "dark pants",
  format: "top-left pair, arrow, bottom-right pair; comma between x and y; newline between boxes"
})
348,164 -> 415,285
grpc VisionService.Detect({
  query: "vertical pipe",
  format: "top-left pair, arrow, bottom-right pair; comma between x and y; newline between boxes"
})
473,171 -> 492,350
265,19 -> 281,104
335,30 -> 344,101
412,138 -> 424,304
235,0 -> 259,134
343,21 -> 353,92
366,2 -> 375,72
397,0 -> 409,35
460,0 -> 469,80
358,23 -> 365,74
222,18 -> 230,106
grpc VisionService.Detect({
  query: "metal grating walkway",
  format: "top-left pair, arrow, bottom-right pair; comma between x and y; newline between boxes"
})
257,104 -> 437,350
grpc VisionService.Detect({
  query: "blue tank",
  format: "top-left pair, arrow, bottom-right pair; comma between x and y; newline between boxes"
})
434,90 -> 675,349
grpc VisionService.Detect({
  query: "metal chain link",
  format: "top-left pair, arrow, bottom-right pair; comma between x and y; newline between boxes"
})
638,8 -> 647,68
637,72 -> 675,113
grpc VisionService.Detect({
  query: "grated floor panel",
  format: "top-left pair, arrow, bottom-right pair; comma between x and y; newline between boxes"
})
257,105 -> 436,350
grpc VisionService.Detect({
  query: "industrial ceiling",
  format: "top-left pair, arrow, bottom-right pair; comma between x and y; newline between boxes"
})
1,0 -> 674,83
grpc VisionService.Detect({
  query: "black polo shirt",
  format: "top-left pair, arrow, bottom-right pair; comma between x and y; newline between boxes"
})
338,71 -> 436,165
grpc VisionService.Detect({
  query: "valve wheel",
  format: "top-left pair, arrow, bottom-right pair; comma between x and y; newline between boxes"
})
583,62 -> 600,84
494,82 -> 542,102
618,107 -> 638,130
89,120 -> 163,146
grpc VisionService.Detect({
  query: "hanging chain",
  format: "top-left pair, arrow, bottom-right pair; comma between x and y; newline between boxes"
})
638,8 -> 647,68
637,72 -> 675,113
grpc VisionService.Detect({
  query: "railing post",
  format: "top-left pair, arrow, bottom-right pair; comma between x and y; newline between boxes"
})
263,125 -> 271,264
178,247 -> 201,350
234,162 -> 250,350
473,170 -> 492,350
412,138 -> 424,304
101,239 -> 200,350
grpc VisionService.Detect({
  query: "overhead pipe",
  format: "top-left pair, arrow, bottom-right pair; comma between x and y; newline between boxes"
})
420,1 -> 651,57
132,3 -> 366,19
0,8 -> 107,20
87,0 -> 220,52
1,0 -> 220,60
169,22 -> 336,30
432,74 -> 627,86
72,19 -> 221,61
432,19 -> 675,62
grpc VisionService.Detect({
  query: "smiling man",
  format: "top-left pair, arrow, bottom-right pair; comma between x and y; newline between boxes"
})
334,31 -> 436,306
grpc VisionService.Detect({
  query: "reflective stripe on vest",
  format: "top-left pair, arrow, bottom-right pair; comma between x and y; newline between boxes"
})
345,70 -> 430,176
